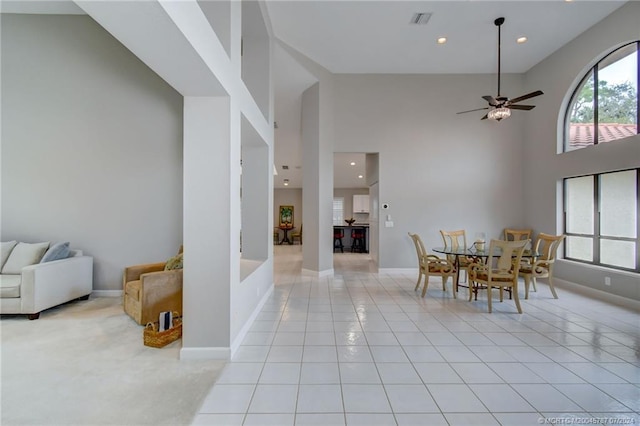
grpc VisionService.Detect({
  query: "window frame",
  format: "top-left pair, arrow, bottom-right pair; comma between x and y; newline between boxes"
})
563,168 -> 640,273
563,41 -> 640,152
332,197 -> 345,226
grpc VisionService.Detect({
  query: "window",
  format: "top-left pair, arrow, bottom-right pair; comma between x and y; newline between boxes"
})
564,169 -> 639,272
564,41 -> 639,152
333,197 -> 344,226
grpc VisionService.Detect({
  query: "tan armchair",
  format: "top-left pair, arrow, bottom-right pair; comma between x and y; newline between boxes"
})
123,248 -> 183,325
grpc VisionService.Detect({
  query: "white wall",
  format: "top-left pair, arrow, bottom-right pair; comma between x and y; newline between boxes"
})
333,73 -> 528,269
523,1 -> 640,300
1,14 -> 183,291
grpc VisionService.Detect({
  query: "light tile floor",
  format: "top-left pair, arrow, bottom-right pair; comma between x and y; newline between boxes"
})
194,246 -> 640,425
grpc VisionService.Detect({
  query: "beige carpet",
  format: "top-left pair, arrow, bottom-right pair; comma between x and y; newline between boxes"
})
1,297 -> 225,425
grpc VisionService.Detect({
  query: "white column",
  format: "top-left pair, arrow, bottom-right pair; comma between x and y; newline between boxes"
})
182,96 -> 236,359
301,83 -> 333,275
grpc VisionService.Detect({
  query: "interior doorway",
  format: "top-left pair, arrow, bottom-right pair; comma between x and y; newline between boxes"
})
333,152 -> 379,272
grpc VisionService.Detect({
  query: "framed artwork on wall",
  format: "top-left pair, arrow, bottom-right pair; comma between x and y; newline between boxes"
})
279,205 -> 294,228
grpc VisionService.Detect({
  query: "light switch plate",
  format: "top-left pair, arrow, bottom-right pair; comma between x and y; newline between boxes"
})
385,221 -> 394,227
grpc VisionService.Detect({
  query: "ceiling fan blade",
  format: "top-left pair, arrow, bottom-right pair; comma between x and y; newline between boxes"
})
481,114 -> 489,120
482,95 -> 498,106
508,90 -> 543,104
508,104 -> 536,111
457,107 -> 489,114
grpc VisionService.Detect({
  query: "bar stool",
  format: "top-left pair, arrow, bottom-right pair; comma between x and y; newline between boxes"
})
351,228 -> 365,253
333,228 -> 344,253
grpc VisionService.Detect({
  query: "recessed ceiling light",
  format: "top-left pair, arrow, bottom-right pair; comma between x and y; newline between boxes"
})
350,162 -> 356,166
283,179 -> 289,186
516,36 -> 528,44
437,37 -> 447,44
358,175 -> 363,179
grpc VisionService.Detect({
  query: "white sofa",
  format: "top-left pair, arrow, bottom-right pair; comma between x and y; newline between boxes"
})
0,243 -> 93,320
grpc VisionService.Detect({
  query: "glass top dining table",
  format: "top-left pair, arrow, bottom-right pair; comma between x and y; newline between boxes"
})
432,246 -> 539,258
431,246 -> 539,293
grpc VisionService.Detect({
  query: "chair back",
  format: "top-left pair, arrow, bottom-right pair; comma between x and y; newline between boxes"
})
440,229 -> 467,249
487,239 -> 529,281
504,228 -> 532,242
534,233 -> 565,262
408,232 -> 426,264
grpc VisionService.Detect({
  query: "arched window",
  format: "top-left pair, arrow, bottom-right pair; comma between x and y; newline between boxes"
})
564,41 -> 639,152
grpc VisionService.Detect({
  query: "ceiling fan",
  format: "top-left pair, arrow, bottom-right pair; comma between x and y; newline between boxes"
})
457,17 -> 543,121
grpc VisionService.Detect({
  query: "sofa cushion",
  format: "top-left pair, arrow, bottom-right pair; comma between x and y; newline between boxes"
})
1,241 -> 18,270
1,242 -> 50,274
0,274 -> 22,298
41,242 -> 71,263
125,280 -> 141,301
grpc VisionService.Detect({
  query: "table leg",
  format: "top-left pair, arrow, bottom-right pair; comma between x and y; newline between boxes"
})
280,229 -> 291,245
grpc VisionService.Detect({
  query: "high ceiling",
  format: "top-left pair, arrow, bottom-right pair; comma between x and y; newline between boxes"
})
1,0 -> 626,189
267,1 -> 625,189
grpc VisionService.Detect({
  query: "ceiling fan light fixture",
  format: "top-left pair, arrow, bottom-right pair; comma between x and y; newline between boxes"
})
488,107 -> 511,121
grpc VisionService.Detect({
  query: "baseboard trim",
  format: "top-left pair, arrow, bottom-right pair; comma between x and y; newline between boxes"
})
180,347 -> 230,360
302,268 -> 334,277
91,290 -> 123,297
230,284 -> 275,358
555,278 -> 640,311
378,268 -> 417,275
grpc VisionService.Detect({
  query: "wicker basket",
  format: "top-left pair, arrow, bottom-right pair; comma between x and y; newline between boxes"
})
144,313 -> 182,348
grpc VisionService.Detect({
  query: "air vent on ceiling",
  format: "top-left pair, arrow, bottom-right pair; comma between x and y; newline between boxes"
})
282,165 -> 289,170
410,12 -> 432,25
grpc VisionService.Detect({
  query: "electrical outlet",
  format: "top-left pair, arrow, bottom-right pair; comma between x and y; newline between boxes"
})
604,277 -> 611,286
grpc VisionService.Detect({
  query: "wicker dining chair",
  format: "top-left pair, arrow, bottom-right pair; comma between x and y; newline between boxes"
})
409,232 -> 456,298
504,228 -> 533,242
468,239 -> 529,313
519,233 -> 565,299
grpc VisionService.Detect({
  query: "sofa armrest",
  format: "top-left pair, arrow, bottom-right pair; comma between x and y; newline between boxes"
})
20,256 -> 94,314
123,262 -> 166,287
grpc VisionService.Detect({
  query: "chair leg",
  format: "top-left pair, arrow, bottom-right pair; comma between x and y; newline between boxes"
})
487,286 -> 492,313
414,271 -> 423,291
513,284 -> 523,313
524,275 -> 531,299
531,277 -> 538,292
445,276 -> 456,299
548,276 -> 559,299
421,276 -> 430,297
499,287 -> 504,302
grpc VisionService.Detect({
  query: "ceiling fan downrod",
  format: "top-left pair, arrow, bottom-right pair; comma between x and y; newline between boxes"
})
495,17 -> 504,98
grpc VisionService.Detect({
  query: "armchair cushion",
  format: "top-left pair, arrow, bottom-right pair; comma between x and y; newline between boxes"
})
40,242 -> 70,263
1,242 -> 50,274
